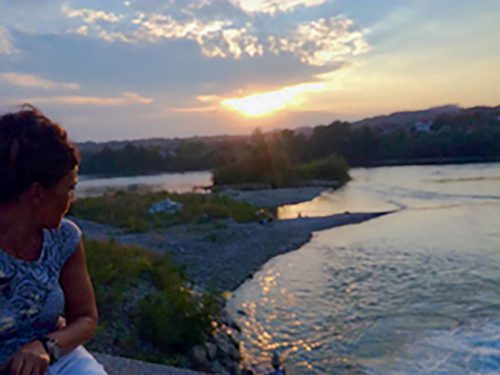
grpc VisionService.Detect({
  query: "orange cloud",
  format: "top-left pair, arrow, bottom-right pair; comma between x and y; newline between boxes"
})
23,92 -> 152,106
1,72 -> 80,90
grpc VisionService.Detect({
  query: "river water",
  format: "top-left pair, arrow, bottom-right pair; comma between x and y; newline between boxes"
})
226,163 -> 500,374
75,171 -> 212,198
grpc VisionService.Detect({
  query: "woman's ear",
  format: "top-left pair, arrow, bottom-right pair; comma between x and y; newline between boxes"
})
23,182 -> 46,207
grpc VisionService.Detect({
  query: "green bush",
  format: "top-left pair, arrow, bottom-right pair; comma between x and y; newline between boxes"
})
138,290 -> 217,353
84,239 -> 219,361
294,155 -> 350,183
213,154 -> 350,187
85,239 -> 154,308
71,191 -> 257,232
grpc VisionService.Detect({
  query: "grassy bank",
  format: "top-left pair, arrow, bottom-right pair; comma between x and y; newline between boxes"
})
71,191 -> 257,232
85,238 -> 219,365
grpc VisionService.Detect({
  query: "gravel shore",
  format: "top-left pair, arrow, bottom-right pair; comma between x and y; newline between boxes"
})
73,211 -> 391,291
220,186 -> 333,208
74,187 -> 394,291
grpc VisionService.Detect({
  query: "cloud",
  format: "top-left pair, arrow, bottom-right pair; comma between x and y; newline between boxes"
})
0,27 -> 16,55
73,25 -> 89,36
131,13 -> 229,41
172,105 -> 219,113
269,16 -> 369,66
228,0 -> 327,15
95,27 -> 134,43
62,3 -> 122,24
196,95 -> 220,102
169,94 -> 222,113
23,91 -> 152,106
129,12 -> 264,59
0,72 -> 80,90
221,27 -> 263,58
61,4 -> 366,66
64,8 -> 262,58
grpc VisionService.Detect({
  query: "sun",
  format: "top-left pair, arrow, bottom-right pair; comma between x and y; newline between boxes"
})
221,82 -> 327,118
222,91 -> 291,117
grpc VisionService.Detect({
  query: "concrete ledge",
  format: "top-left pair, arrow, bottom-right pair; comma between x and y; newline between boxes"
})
92,353 -> 208,375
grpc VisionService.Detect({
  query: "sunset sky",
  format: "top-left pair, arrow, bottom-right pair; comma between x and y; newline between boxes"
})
0,0 -> 499,141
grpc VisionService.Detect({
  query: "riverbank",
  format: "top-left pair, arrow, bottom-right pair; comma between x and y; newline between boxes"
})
73,209 -> 391,292
218,185 -> 337,208
78,209 -> 392,373
356,155 -> 500,167
74,187 -> 394,374
73,186 -> 394,291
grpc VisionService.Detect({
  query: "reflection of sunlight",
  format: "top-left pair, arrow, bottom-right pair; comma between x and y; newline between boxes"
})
261,274 -> 277,294
221,82 -> 326,117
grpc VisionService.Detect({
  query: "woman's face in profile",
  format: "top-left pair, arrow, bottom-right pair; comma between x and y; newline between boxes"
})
37,167 -> 78,229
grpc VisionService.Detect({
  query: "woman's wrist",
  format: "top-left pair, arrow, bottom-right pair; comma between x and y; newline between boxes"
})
44,315 -> 97,357
38,336 -> 62,363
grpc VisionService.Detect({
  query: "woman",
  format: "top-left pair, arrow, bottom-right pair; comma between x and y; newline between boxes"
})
0,106 -> 106,374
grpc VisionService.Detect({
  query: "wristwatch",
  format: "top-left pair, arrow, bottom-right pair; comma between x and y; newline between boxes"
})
39,336 -> 62,363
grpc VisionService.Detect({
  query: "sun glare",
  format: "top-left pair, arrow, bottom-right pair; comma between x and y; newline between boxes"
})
221,82 -> 327,117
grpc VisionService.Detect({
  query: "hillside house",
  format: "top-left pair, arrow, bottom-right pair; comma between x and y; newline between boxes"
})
414,120 -> 433,133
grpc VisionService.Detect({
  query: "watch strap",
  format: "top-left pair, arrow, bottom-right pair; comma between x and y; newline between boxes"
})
38,336 -> 57,364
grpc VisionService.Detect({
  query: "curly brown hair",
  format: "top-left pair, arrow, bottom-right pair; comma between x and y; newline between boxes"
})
0,104 -> 80,204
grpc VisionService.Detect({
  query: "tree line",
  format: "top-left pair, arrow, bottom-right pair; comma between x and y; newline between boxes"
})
79,108 -> 500,177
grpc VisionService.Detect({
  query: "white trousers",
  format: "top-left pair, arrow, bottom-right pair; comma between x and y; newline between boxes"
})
47,346 -> 107,375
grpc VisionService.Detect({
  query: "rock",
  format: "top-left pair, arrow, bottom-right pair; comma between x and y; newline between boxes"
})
189,345 -> 207,365
226,361 -> 241,375
205,342 -> 218,361
148,198 -> 183,214
228,343 -> 241,361
227,329 -> 241,347
231,323 -> 242,332
211,361 -> 231,375
224,315 -> 242,332
215,334 -> 230,355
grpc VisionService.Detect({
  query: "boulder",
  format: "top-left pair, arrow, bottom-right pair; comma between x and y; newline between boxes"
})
189,345 -> 207,366
148,198 -> 183,214
204,342 -> 218,361
228,344 -> 241,361
211,361 -> 231,375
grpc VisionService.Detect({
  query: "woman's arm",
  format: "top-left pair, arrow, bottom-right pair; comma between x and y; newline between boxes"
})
9,240 -> 98,375
51,239 -> 99,352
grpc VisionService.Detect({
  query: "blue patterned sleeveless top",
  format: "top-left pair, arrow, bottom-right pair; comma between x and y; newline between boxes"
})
0,218 -> 81,366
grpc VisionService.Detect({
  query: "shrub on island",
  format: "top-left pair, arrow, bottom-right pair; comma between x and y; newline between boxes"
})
213,154 -> 350,188
294,155 -> 350,183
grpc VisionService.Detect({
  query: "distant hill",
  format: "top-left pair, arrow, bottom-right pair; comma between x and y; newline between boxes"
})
77,134 -> 249,154
77,104 -> 500,176
77,104 -> 499,154
352,104 -> 461,130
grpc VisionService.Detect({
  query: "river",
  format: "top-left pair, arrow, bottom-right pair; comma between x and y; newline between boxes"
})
75,171 -> 212,198
226,163 -> 500,374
